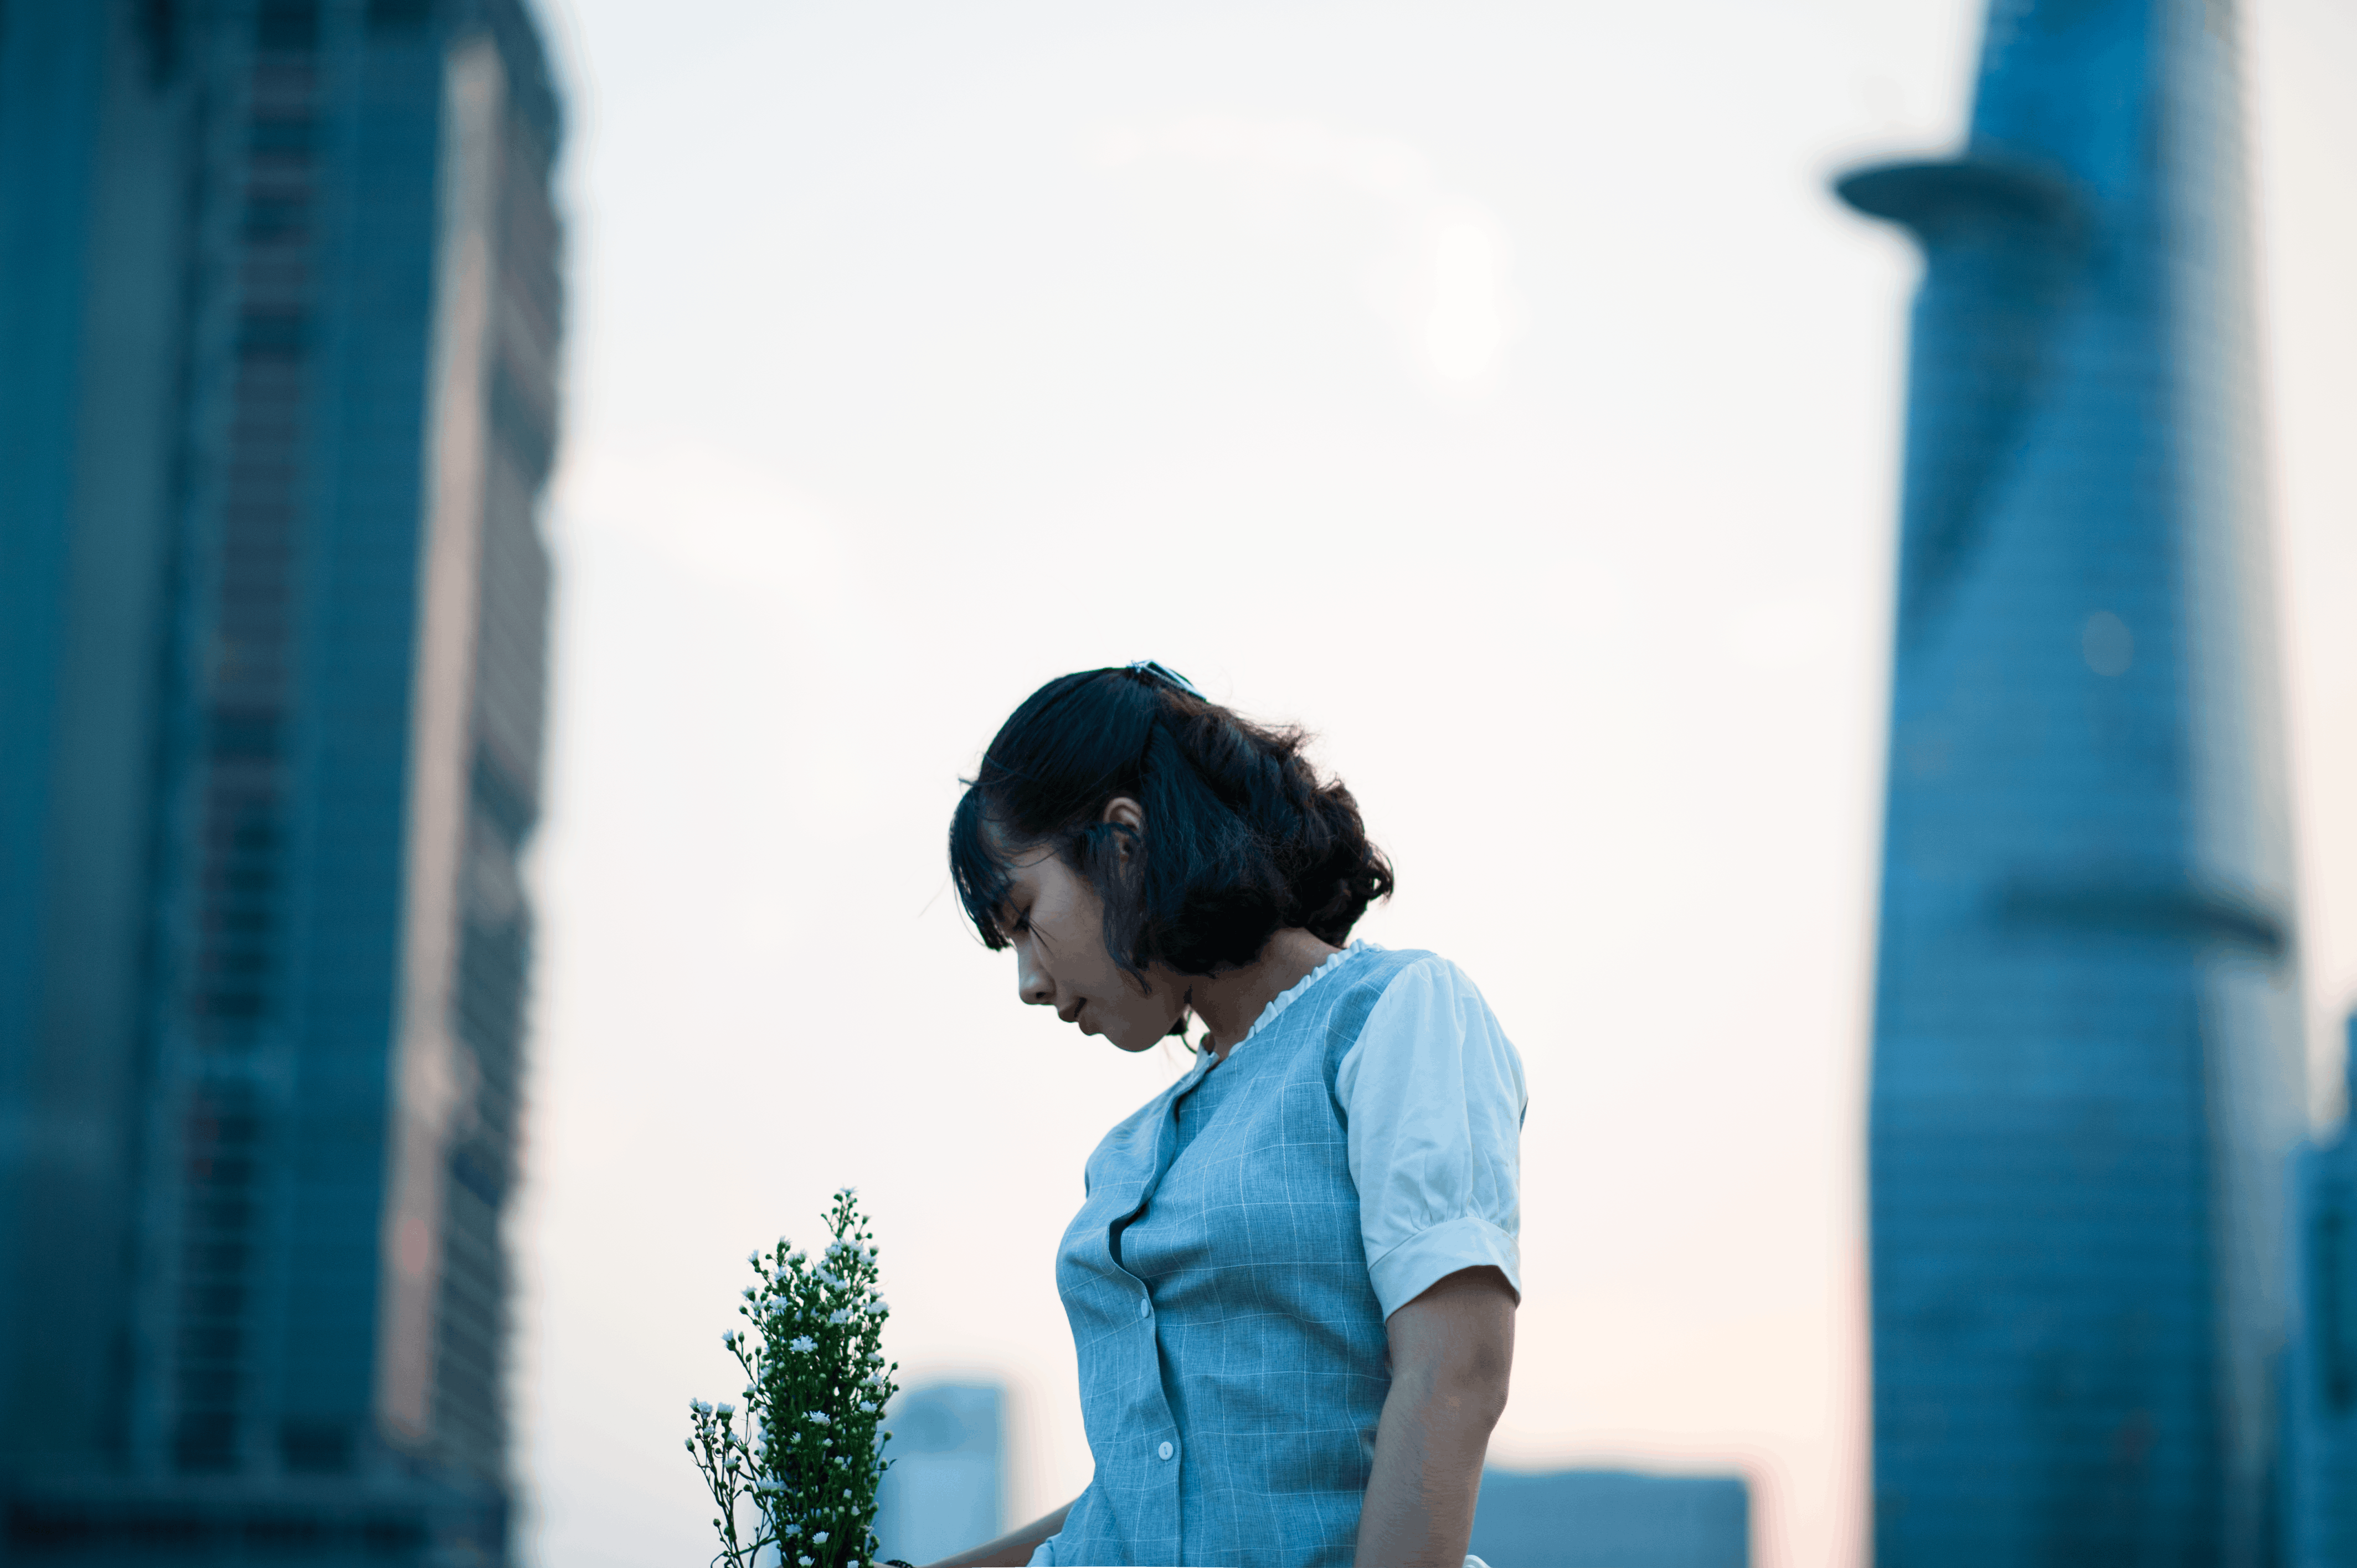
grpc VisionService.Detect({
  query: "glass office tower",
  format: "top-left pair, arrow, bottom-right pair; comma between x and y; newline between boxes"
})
1466,1468 -> 1749,1568
1838,1 -> 2303,1564
0,1 -> 561,1561
872,1383 -> 1007,1566
2289,1017 -> 2357,1568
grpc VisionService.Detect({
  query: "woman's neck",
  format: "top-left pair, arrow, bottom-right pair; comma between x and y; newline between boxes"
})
1189,929 -> 1344,1060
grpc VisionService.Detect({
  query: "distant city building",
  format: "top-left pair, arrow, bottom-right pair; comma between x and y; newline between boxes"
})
872,1383 -> 1005,1566
2291,1014 -> 2357,1568
1466,1467 -> 1748,1568
1838,0 -> 2303,1564
0,1 -> 561,1563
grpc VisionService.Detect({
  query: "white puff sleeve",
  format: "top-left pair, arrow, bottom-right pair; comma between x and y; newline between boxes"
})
1337,953 -> 1527,1320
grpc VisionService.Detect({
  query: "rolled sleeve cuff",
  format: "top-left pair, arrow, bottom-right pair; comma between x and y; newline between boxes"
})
1365,1214 -> 1522,1321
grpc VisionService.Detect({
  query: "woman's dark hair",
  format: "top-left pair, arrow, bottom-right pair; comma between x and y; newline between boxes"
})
949,666 -> 1394,984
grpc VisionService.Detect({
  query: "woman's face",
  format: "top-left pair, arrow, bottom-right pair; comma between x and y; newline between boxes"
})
995,800 -> 1183,1053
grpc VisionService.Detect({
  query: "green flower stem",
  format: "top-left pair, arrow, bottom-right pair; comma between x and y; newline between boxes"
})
689,1190 -> 899,1568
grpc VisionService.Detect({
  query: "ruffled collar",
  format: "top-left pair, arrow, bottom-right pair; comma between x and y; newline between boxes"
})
1204,940 -> 1372,1066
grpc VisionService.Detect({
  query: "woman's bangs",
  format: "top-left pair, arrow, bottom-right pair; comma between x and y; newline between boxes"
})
948,789 -> 1018,947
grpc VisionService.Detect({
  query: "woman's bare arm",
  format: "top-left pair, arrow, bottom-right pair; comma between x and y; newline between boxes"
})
1353,1266 -> 1516,1568
919,1500 -> 1075,1568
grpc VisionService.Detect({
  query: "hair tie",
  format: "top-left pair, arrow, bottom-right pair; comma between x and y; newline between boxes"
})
1127,659 -> 1206,700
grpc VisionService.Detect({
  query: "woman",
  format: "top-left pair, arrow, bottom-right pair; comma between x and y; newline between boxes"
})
934,662 -> 1525,1568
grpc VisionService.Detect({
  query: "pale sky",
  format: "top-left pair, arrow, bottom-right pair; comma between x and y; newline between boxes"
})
511,4 -> 2357,1566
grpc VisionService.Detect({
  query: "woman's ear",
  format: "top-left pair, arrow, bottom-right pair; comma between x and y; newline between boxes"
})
1100,796 -> 1146,835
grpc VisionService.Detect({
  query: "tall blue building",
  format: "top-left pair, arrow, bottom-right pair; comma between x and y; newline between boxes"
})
1838,1 -> 2303,1564
2288,1016 -> 2357,1568
1466,1468 -> 1748,1568
873,1383 -> 1006,1566
0,2 -> 561,1561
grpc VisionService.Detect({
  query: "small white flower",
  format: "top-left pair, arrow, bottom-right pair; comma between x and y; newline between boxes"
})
722,1331 -> 737,1348
742,1286 -> 756,1300
806,1410 -> 831,1425
683,1438 -> 694,1452
864,1301 -> 888,1315
748,1250 -> 761,1266
799,1556 -> 814,1566
691,1399 -> 713,1416
789,1335 -> 816,1353
716,1402 -> 735,1418
858,1401 -> 876,1413
813,1533 -> 830,1545
828,1309 -> 851,1324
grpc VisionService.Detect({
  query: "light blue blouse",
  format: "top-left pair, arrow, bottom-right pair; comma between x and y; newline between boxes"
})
1031,942 -> 1525,1567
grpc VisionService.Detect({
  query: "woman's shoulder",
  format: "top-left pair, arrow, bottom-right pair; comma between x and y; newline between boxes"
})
1334,945 -> 1526,1146
1345,946 -> 1520,1070
1351,943 -> 1491,1005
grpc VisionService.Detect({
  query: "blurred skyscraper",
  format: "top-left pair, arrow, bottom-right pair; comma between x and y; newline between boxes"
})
1465,1468 -> 1748,1568
2289,1015 -> 2357,1568
1839,0 -> 2302,1564
0,1 -> 561,1562
871,1383 -> 1004,1566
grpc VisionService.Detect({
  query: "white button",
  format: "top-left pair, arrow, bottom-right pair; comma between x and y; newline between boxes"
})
1157,1441 -> 1175,1461
1139,1297 -> 1151,1318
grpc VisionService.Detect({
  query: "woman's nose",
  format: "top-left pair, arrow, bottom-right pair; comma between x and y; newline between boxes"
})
1018,957 -> 1055,1007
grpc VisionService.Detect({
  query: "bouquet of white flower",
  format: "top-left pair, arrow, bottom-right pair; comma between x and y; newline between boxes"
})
687,1189 -> 899,1568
